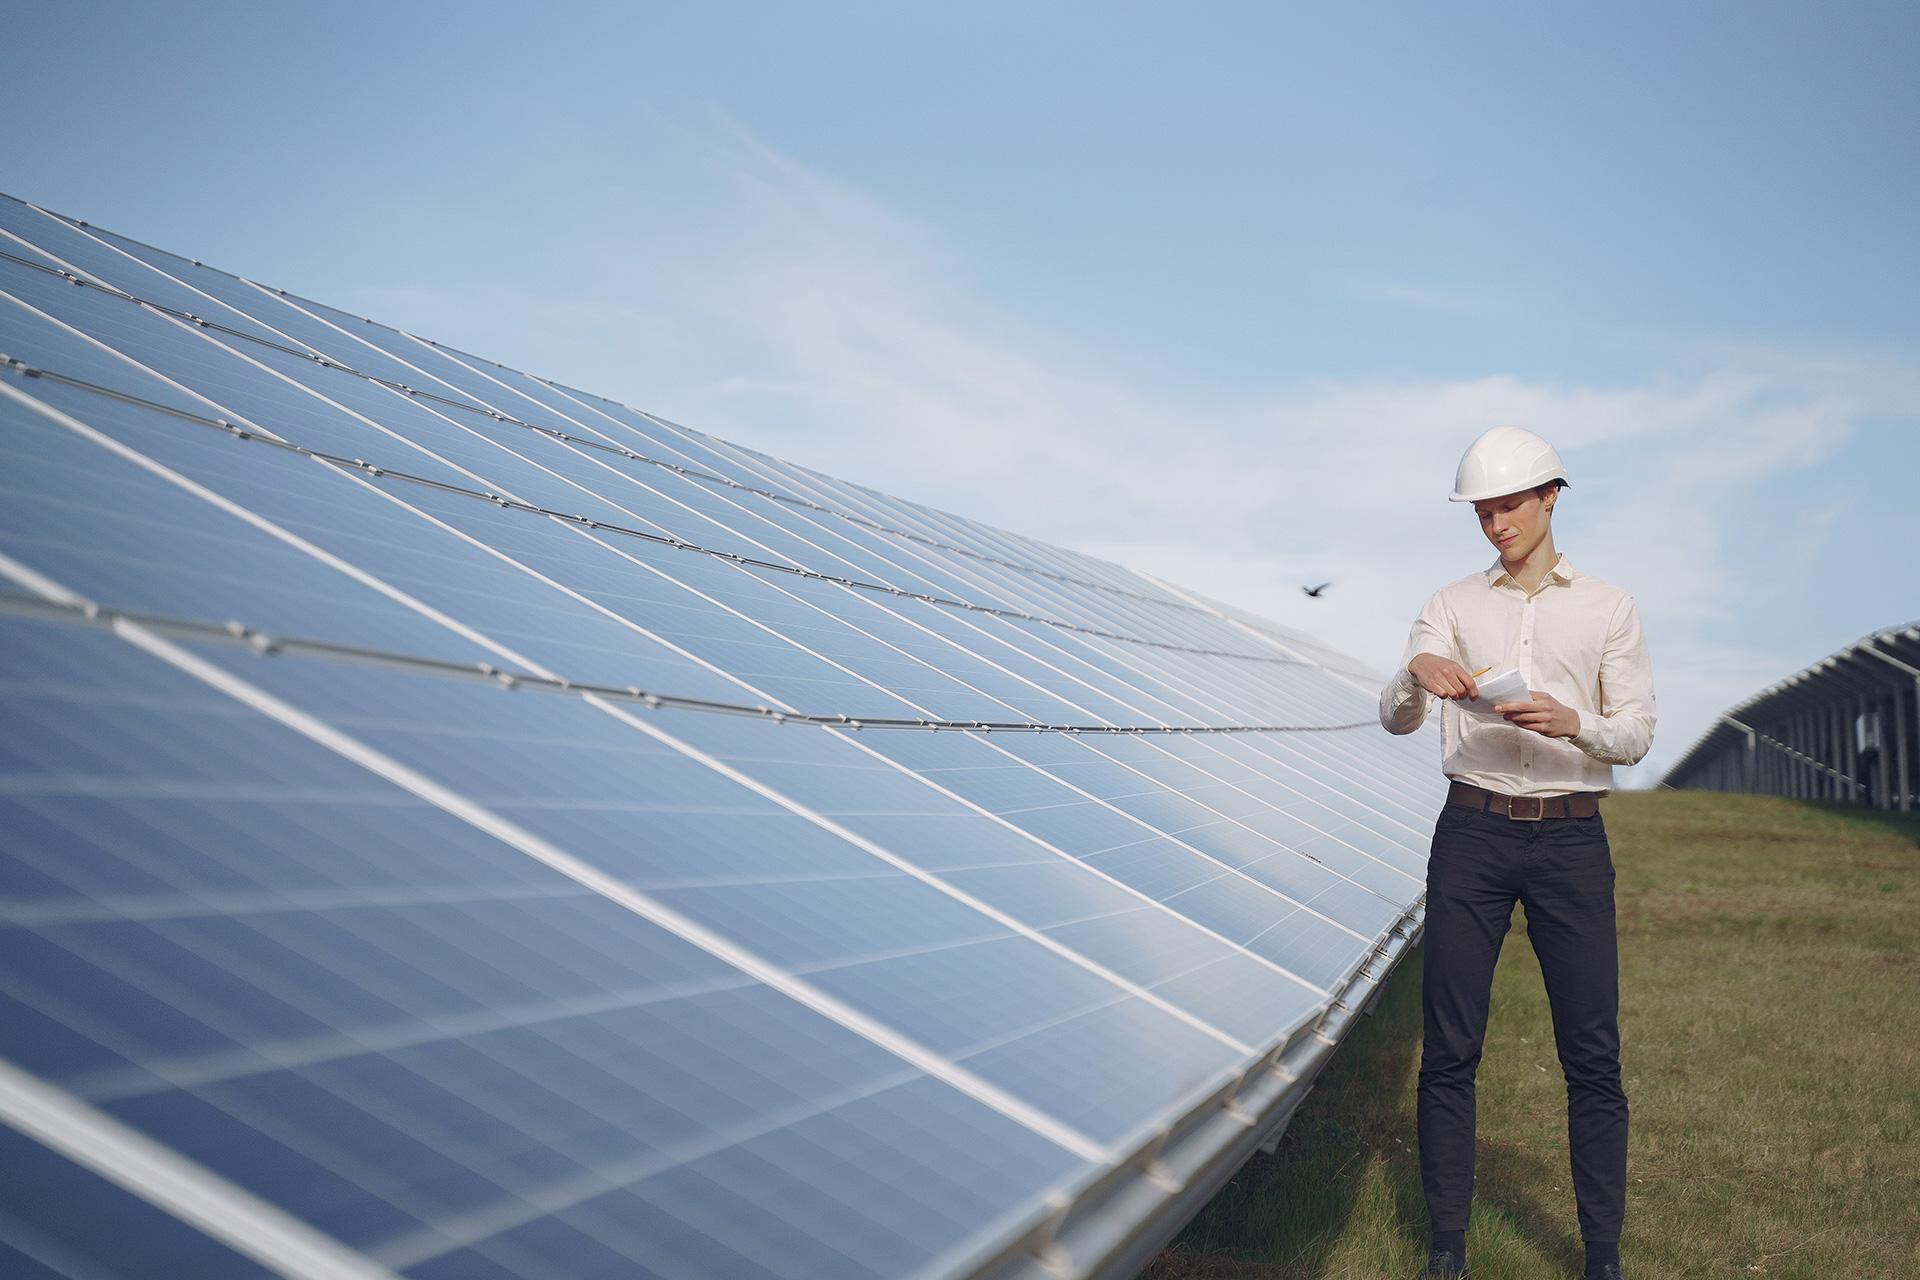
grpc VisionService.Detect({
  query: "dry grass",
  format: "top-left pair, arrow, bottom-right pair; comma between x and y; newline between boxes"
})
1143,791 -> 1920,1280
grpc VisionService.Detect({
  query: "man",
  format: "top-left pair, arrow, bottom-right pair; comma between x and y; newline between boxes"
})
1379,425 -> 1656,1280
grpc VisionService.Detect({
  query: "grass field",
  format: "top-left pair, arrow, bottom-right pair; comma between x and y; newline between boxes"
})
1144,791 -> 1920,1280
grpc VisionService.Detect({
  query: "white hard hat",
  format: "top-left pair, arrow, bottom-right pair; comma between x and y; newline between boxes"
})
1449,425 -> 1571,502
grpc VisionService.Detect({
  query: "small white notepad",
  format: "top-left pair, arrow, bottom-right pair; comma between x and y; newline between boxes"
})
1457,667 -> 1530,717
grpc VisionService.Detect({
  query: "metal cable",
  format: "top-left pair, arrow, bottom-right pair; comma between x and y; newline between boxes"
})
0,592 -> 1374,734
0,244 -> 1203,616
0,353 -> 1319,669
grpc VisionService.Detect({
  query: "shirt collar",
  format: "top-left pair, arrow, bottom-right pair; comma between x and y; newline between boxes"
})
1486,552 -> 1577,589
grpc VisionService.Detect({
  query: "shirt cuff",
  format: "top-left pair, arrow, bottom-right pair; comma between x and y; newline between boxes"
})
1569,708 -> 1600,753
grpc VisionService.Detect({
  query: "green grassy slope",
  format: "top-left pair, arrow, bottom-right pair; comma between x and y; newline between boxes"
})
1146,791 -> 1920,1280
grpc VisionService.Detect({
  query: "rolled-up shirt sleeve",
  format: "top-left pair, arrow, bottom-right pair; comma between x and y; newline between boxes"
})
1569,594 -> 1657,765
1380,589 -> 1455,735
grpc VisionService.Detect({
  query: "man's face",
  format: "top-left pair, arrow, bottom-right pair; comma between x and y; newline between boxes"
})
1473,488 -> 1552,558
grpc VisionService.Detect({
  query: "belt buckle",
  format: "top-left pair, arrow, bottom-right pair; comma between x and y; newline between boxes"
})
1505,793 -> 1545,821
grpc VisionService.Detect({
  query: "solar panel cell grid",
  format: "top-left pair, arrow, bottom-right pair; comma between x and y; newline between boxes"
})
0,613 -> 1092,1278
0,191 -> 1437,1279
0,1123 -> 280,1280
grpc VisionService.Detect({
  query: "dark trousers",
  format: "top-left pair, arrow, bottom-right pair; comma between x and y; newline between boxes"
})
1417,800 -> 1628,1243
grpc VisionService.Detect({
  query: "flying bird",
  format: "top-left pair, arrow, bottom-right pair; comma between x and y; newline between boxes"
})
1302,582 -> 1333,598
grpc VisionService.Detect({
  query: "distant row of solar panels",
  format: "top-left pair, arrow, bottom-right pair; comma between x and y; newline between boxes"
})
0,191 -> 1436,1280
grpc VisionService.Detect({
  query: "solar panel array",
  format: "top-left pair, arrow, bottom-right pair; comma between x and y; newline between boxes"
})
0,191 -> 1439,1280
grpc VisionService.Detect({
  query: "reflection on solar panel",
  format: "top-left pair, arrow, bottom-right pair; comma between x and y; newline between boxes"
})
0,190 -> 1437,1280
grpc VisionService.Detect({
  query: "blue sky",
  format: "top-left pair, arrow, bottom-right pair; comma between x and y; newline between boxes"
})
4,1 -> 1916,786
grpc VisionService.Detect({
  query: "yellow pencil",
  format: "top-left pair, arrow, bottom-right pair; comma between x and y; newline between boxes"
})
1470,666 -> 1492,677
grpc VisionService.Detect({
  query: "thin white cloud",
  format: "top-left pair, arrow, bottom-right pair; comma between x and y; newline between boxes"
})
1347,280 -> 1473,311
343,126 -> 1919,788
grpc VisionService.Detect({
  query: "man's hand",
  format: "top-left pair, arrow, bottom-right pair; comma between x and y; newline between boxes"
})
1408,653 -> 1479,701
1494,690 -> 1581,739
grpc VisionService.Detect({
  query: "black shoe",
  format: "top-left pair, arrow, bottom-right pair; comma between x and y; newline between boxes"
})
1418,1247 -> 1468,1278
1584,1266 -> 1624,1280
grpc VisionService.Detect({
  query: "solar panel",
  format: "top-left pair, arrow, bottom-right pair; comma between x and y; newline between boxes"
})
0,190 -> 1437,1280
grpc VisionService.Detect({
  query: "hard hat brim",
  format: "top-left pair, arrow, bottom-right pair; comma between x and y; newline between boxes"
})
1448,474 -> 1571,503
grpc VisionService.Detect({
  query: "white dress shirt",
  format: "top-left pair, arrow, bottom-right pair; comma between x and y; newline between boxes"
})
1378,552 -> 1656,796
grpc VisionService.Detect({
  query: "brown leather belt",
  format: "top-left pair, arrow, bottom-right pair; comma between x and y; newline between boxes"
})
1446,779 -> 1601,821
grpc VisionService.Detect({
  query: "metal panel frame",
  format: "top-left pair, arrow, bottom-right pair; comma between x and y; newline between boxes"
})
1661,623 -> 1920,810
0,190 -> 1445,1280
